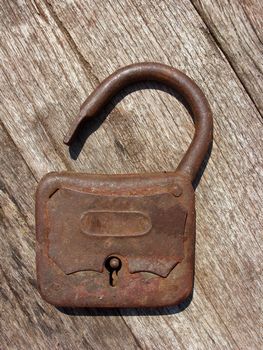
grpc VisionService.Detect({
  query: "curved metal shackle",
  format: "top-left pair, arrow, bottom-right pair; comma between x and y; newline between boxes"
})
64,62 -> 213,181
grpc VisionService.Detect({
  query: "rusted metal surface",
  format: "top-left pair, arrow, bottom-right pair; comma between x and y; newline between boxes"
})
35,62 -> 213,308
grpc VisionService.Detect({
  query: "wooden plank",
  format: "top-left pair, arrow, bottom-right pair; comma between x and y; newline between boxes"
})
0,0 -> 262,349
0,122 -> 36,229
0,123 -> 139,350
192,0 -> 263,115
240,0 -> 263,40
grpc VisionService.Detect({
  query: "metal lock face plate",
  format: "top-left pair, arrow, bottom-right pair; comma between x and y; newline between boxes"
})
36,172 -> 195,308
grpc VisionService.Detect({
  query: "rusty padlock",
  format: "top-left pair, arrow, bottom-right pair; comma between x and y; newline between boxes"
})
36,63 -> 213,308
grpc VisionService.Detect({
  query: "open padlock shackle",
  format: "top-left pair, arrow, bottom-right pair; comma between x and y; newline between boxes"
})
64,62 -> 213,182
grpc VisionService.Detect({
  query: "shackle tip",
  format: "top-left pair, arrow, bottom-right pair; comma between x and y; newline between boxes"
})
63,129 -> 75,145
63,113 -> 84,145
63,135 -> 71,145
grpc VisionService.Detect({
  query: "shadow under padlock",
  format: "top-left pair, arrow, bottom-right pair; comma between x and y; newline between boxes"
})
35,62 -> 213,309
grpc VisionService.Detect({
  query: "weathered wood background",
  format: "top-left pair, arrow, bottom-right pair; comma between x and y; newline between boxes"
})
0,0 -> 262,349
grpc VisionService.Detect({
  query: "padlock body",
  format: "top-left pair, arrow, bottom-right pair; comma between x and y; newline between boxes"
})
36,172 -> 195,308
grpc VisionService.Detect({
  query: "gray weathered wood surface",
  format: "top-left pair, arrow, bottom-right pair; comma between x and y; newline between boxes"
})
0,0 -> 262,349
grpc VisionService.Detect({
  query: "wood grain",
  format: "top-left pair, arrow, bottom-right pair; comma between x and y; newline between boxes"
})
192,0 -> 263,115
0,0 -> 262,349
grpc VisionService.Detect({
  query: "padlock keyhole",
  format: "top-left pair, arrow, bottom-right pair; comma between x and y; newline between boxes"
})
105,256 -> 122,287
